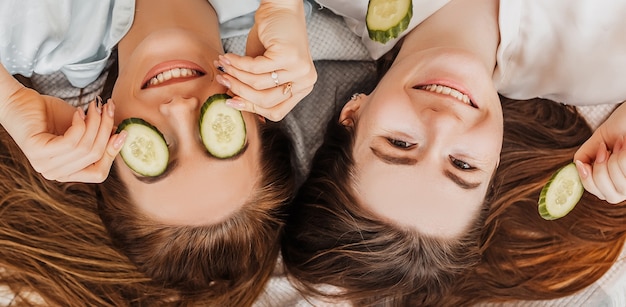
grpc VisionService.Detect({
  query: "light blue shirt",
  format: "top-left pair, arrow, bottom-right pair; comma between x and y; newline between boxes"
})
0,0 -> 135,88
0,0 -> 269,88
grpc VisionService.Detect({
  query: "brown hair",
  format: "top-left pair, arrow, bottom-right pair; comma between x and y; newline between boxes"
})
282,117 -> 493,306
282,96 -> 626,306
0,120 -> 294,306
441,97 -> 626,305
98,121 -> 294,306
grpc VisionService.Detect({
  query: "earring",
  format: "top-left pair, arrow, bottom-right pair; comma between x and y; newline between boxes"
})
351,93 -> 362,100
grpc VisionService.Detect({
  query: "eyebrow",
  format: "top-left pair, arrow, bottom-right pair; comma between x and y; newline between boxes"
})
371,147 -> 418,165
443,170 -> 482,190
370,147 -> 482,190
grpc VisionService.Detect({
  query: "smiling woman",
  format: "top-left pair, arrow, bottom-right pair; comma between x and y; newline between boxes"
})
282,0 -> 626,305
0,0 -> 313,305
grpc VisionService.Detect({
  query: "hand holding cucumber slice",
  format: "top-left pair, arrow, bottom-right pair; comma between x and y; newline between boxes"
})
538,163 -> 584,220
116,118 -> 169,177
199,93 -> 247,159
366,0 -> 413,44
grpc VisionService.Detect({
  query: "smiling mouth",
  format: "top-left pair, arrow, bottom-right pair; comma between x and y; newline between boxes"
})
143,67 -> 204,89
414,84 -> 477,108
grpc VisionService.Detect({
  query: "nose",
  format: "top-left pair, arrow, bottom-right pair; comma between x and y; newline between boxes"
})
159,96 -> 202,152
419,103 -> 465,137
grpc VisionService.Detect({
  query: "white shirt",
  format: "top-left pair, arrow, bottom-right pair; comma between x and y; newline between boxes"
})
315,0 -> 626,106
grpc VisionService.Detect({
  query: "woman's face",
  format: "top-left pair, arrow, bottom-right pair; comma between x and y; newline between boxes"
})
111,28 -> 261,226
342,48 -> 503,238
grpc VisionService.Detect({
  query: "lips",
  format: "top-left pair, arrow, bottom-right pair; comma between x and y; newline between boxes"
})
414,84 -> 477,108
141,61 -> 206,89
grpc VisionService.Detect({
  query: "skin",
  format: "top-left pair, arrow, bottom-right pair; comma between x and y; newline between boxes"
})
339,0 -> 502,238
111,0 -> 261,225
0,0 -> 313,225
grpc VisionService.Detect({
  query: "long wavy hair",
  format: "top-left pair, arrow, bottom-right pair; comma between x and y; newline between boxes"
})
282,113 -> 493,306
441,97 -> 626,305
99,120 -> 294,306
283,93 -> 626,306
0,63 -> 295,305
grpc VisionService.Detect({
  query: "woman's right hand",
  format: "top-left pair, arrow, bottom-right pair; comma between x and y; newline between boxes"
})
0,67 -> 125,183
214,0 -> 316,121
574,103 -> 626,204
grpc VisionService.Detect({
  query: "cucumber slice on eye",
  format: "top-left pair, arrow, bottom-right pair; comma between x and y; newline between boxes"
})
116,118 -> 169,177
538,163 -> 584,220
366,0 -> 413,44
199,93 -> 247,159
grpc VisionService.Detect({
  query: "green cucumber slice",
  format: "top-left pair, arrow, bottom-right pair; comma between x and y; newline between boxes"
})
538,163 -> 584,220
199,94 -> 247,159
116,118 -> 169,177
366,0 -> 413,44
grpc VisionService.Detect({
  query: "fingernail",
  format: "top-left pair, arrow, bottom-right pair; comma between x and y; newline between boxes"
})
114,130 -> 128,150
77,107 -> 86,120
91,100 -> 102,115
226,98 -> 245,110
96,96 -> 103,114
107,99 -> 115,118
214,60 -> 225,73
575,160 -> 589,178
218,54 -> 231,65
216,75 -> 231,88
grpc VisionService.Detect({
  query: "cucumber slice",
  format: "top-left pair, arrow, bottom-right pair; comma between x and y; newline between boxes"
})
116,118 -> 169,177
366,0 -> 413,44
199,94 -> 247,159
538,163 -> 584,220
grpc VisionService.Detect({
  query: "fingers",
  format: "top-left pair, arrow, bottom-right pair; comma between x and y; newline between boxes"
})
577,138 -> 626,204
226,84 -> 313,122
574,131 -> 605,164
53,131 -> 127,183
29,99 -> 126,182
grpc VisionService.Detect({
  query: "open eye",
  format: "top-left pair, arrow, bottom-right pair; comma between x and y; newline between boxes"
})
450,156 -> 474,170
387,138 -> 415,149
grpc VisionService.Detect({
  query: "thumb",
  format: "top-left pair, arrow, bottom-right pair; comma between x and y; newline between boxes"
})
574,133 -> 604,164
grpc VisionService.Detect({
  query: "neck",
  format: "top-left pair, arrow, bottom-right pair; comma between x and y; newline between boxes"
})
397,0 -> 500,74
117,0 -> 222,65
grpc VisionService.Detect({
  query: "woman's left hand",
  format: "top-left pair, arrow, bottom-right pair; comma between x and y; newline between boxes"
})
214,0 -> 316,121
575,103 -> 626,204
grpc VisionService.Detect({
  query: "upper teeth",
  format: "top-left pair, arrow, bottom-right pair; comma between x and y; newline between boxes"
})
419,84 -> 473,106
147,68 -> 200,87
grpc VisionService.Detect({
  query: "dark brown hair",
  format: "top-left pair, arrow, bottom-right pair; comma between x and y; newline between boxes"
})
282,116 -> 492,306
98,121 -> 295,306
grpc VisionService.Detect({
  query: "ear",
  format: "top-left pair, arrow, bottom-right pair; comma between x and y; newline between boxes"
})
339,94 -> 366,127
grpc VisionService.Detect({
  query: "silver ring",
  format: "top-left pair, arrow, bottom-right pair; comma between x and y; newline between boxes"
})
271,71 -> 279,87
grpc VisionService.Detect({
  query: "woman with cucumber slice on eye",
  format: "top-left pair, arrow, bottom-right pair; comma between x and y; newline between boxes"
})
281,0 -> 626,305
0,0 -> 315,305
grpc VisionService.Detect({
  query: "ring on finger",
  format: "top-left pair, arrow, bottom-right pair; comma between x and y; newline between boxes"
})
282,82 -> 293,95
270,71 -> 279,87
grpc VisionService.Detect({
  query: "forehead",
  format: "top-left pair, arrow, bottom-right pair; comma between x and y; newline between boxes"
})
353,156 -> 486,239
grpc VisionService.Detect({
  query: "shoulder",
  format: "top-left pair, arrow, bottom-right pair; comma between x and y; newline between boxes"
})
495,0 -> 626,105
